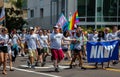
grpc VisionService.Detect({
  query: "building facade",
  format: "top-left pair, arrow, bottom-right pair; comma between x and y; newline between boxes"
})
27,0 -> 77,29
77,0 -> 120,28
27,0 -> 120,29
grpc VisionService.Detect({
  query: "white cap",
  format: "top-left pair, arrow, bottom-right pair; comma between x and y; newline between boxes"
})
29,27 -> 34,30
53,25 -> 59,28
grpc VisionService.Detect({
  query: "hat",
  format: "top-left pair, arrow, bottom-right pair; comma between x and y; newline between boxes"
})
53,25 -> 59,28
29,27 -> 34,30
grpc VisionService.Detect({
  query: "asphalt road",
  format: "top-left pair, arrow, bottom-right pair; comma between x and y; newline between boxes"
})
0,56 -> 120,77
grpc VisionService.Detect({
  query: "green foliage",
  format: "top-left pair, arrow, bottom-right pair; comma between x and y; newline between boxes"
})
5,0 -> 27,32
10,0 -> 23,9
5,8 -> 27,32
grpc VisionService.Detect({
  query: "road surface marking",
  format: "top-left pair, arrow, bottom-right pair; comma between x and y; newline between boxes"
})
82,65 -> 120,72
82,65 -> 96,68
105,68 -> 120,72
20,65 -> 53,69
19,65 -> 69,69
7,66 -> 61,77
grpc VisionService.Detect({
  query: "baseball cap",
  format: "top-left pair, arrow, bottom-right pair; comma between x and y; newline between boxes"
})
53,25 -> 59,28
29,27 -> 34,30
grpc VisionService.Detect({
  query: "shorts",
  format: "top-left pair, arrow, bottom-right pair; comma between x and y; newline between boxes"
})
28,49 -> 36,58
37,48 -> 43,55
20,43 -> 25,49
81,46 -> 84,52
0,46 -> 8,53
41,47 -> 48,53
62,48 -> 68,52
74,48 -> 82,54
51,49 -> 64,61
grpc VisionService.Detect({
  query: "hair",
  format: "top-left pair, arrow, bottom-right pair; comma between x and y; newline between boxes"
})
97,30 -> 105,41
63,30 -> 70,37
76,32 -> 81,37
2,28 -> 8,33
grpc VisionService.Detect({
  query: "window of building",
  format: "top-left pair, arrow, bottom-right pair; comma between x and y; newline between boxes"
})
30,9 -> 34,18
40,8 -> 44,18
77,0 -> 95,22
77,0 -> 120,28
61,0 -> 65,14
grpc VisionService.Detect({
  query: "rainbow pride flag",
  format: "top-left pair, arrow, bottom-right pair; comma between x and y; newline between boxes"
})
68,11 -> 79,30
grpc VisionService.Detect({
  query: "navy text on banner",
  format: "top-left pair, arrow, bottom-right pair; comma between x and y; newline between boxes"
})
87,40 -> 119,63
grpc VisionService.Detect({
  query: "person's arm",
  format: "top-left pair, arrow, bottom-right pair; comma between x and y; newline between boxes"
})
0,40 -> 4,44
36,35 -> 42,49
63,35 -> 76,41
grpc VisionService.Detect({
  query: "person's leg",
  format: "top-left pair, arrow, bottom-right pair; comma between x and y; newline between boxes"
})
43,48 -> 48,62
102,62 -> 105,69
3,53 -> 8,75
51,49 -> 59,72
66,50 -> 72,60
13,45 -> 19,61
35,48 -> 39,66
53,60 -> 58,68
55,49 -> 64,72
8,53 -> 14,71
0,52 -> 2,66
28,50 -> 34,67
107,61 -> 111,68
70,53 -> 77,68
82,45 -> 87,60
78,51 -> 83,67
95,62 -> 98,68
20,43 -> 25,56
0,52 -> 4,66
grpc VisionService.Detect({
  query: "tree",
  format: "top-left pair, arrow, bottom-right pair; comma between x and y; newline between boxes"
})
5,0 -> 27,32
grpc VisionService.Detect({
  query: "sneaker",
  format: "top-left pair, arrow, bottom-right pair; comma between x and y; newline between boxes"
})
31,65 -> 35,69
2,71 -> 7,75
113,61 -> 119,65
43,59 -> 46,62
69,65 -> 72,69
82,57 -> 87,60
21,54 -> 25,57
64,57 -> 68,61
55,68 -> 59,72
81,67 -> 86,70
18,54 -> 21,57
27,61 -> 30,67
10,69 -> 14,71
35,62 -> 40,67
41,62 -> 46,67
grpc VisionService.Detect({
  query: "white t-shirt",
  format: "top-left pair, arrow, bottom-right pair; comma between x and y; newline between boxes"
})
8,39 -> 12,54
40,35 -> 48,47
92,34 -> 98,42
37,34 -> 44,48
20,33 -> 26,43
12,34 -> 19,44
62,37 -> 70,49
109,32 -> 119,40
0,34 -> 9,46
74,36 -> 83,50
25,34 -> 38,50
104,33 -> 111,41
50,33 -> 64,49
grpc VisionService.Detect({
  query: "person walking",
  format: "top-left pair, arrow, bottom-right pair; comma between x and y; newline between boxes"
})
49,25 -> 75,72
0,28 -> 9,74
